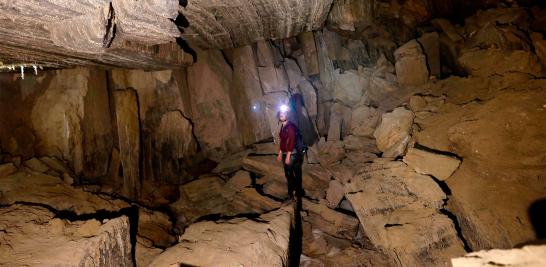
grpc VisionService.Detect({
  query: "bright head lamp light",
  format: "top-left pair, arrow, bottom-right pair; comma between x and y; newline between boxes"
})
279,104 -> 289,113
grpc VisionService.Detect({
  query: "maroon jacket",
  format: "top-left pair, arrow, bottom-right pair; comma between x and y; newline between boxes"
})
279,121 -> 297,153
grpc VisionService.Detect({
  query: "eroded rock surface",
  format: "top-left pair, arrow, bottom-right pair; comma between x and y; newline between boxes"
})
149,207 -> 293,267
0,205 -> 132,267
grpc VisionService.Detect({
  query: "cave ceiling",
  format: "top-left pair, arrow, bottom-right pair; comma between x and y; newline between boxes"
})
0,0 -> 536,70
0,0 -> 333,70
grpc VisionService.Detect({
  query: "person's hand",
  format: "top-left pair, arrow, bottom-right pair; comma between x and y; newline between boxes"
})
277,153 -> 282,162
284,156 -> 291,165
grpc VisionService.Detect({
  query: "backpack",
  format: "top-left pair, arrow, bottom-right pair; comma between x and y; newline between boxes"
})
295,126 -> 308,155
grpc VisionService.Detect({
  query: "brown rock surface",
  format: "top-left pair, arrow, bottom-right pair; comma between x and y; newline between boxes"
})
138,209 -> 176,248
395,39 -> 430,86
346,160 -> 466,266
0,171 -> 129,215
0,204 -> 132,267
302,199 -> 359,241
350,106 -> 381,138
149,207 -> 292,267
114,89 -> 141,199
415,81 -> 546,249
403,148 -> 461,181
230,46 -> 273,145
187,50 -> 243,161
170,174 -> 281,228
451,245 -> 546,267
373,107 -> 415,158
458,48 -> 543,78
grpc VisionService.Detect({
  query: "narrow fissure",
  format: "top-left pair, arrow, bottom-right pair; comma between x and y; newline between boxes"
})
427,174 -> 473,252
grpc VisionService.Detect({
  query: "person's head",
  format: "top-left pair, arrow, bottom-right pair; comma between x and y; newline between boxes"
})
277,104 -> 289,123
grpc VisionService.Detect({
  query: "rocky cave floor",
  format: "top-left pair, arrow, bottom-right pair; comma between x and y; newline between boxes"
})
1,4 -> 546,267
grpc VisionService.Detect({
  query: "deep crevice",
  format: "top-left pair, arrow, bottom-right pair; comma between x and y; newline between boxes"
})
103,3 -> 116,48
413,143 -> 463,160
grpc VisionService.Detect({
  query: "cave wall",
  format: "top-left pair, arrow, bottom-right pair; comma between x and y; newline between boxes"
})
0,68 -> 112,178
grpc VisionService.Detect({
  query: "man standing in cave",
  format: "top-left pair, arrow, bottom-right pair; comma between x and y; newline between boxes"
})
276,104 -> 304,202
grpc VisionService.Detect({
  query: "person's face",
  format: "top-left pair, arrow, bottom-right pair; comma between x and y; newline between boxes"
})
279,112 -> 288,122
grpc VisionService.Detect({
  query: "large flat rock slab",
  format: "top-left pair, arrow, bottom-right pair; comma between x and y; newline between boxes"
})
149,207 -> 293,267
0,171 -> 129,215
452,245 -> 546,267
0,204 -> 132,267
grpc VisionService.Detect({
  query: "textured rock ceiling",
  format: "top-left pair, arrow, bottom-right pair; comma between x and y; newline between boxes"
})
181,0 -> 333,49
0,0 -> 333,70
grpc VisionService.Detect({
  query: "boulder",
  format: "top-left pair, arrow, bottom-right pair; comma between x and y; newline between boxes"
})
170,174 -> 281,228
345,160 -> 466,266
325,180 -> 344,209
373,107 -> 415,158
458,48 -> 543,78
451,245 -> 546,267
302,199 -> 359,240
431,18 -> 463,43
22,158 -> 49,173
225,170 -> 252,191
345,151 -> 378,164
302,164 -> 332,200
403,148 -> 461,181
414,86 -> 546,250
317,140 -> 346,167
213,149 -> 252,175
326,160 -> 356,184
39,157 -> 72,176
263,179 -> 289,200
334,70 -> 365,107
343,135 -> 380,153
394,39 -> 429,86
350,106 -> 381,137
418,32 -> 441,77
466,23 -> 530,51
149,207 -> 292,267
0,204 -> 132,267
138,208 -> 176,248
327,103 -> 351,141
242,155 -> 285,180
0,163 -> 17,178
136,241 -> 163,267
252,142 -> 278,155
365,64 -> 417,112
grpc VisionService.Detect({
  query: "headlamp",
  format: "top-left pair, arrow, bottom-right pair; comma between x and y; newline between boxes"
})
279,104 -> 289,113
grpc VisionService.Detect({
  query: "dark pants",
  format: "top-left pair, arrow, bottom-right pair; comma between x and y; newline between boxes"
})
283,153 -> 303,199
